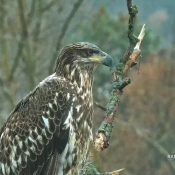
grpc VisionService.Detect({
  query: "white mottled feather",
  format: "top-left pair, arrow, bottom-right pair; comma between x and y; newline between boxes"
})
42,116 -> 49,129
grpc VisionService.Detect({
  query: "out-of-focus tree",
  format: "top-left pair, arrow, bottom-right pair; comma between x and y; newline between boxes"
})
0,0 -> 85,122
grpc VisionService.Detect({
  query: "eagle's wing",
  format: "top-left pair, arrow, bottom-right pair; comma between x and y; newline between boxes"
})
0,74 -> 75,175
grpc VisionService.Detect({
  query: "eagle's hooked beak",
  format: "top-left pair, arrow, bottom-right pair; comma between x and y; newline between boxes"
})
88,52 -> 113,67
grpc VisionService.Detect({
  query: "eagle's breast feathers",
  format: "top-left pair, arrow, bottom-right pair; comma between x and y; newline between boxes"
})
0,72 -> 93,175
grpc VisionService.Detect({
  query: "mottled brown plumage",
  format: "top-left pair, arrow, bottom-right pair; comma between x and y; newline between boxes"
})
0,42 -> 112,175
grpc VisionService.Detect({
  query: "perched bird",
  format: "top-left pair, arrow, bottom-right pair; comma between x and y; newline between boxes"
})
0,42 -> 112,175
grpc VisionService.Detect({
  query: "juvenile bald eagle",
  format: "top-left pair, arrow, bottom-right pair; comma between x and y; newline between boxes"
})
0,42 -> 112,175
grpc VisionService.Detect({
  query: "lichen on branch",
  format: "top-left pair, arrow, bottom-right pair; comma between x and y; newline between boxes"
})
94,0 -> 145,152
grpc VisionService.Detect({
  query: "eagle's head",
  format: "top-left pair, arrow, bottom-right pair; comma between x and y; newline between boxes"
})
55,42 -> 113,86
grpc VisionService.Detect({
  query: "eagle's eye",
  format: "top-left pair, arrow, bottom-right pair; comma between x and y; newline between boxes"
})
88,50 -> 99,56
87,50 -> 94,55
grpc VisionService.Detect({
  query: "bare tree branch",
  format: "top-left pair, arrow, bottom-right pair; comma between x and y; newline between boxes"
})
32,0 -> 42,42
142,135 -> 175,173
9,0 -> 29,80
49,0 -> 84,73
106,168 -> 125,175
0,78 -> 15,106
27,0 -> 36,24
40,0 -> 58,13
95,102 -> 106,111
127,0 -> 132,12
0,0 -> 6,30
94,0 -> 145,151
119,121 -> 175,174
17,0 -> 28,45
122,0 -> 138,64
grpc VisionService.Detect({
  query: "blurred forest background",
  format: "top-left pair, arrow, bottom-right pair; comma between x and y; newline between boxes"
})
0,0 -> 175,175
